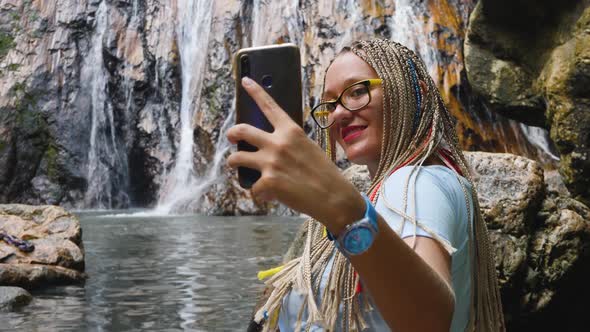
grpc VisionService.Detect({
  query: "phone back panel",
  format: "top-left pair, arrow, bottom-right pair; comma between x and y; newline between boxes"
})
234,44 -> 302,188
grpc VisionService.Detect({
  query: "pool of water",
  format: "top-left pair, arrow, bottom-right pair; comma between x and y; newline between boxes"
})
3,212 -> 303,331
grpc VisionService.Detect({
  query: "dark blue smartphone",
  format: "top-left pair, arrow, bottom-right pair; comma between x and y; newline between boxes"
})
234,44 -> 303,189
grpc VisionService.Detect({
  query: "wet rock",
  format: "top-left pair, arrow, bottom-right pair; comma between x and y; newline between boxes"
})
466,151 -> 590,329
0,204 -> 86,289
465,0 -> 590,204
544,169 -> 570,197
30,176 -> 64,206
0,0 -> 181,209
0,263 -> 85,289
0,286 -> 32,312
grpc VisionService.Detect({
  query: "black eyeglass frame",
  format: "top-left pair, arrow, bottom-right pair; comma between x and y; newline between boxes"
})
311,78 -> 383,129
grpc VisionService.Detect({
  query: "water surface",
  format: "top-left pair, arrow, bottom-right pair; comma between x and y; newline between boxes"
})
4,212 -> 303,331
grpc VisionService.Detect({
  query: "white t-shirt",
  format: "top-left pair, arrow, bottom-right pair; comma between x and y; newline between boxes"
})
278,165 -> 473,331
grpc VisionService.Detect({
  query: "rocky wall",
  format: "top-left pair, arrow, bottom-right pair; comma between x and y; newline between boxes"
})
465,0 -> 590,205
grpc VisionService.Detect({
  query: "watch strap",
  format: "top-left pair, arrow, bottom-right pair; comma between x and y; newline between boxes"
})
326,194 -> 378,255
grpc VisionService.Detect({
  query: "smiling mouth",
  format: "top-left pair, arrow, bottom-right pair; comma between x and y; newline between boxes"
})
341,125 -> 367,142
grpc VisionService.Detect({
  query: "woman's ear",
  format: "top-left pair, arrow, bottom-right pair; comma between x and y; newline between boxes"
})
418,80 -> 427,111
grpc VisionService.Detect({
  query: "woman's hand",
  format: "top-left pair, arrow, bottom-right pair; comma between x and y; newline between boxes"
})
226,77 -> 365,233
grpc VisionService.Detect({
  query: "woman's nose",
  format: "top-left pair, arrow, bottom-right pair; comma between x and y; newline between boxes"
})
329,103 -> 352,126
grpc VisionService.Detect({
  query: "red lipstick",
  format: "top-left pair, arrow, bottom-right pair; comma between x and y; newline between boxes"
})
341,125 -> 367,143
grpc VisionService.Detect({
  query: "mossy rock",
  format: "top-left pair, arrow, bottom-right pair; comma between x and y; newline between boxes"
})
466,1 -> 590,204
0,32 -> 14,61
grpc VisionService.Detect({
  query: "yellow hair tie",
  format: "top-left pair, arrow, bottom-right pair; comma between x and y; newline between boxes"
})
269,309 -> 280,326
257,265 -> 285,280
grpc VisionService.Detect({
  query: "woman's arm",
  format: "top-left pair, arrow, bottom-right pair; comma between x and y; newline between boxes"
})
227,77 -> 454,331
319,190 -> 455,332
350,211 -> 455,331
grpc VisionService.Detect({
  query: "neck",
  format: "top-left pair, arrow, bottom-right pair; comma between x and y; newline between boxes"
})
368,162 -> 379,179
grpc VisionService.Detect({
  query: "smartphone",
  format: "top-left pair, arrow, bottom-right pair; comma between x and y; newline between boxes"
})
234,43 -> 303,189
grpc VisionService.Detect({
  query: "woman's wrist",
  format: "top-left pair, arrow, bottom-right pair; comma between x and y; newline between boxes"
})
323,191 -> 367,237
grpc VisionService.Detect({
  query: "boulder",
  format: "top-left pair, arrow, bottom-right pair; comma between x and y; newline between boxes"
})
465,152 -> 590,330
465,152 -> 545,236
0,263 -> 85,289
0,286 -> 31,312
0,204 -> 86,289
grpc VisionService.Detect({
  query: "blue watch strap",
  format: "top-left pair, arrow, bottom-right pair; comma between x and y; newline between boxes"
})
326,194 -> 377,242
364,194 -> 378,229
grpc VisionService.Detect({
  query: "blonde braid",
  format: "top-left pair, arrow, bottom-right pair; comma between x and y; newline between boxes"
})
254,38 -> 505,331
353,39 -> 505,331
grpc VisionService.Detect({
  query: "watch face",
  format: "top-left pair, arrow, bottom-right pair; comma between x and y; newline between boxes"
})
342,224 -> 375,255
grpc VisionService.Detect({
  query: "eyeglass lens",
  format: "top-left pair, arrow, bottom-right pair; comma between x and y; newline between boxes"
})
312,82 -> 371,129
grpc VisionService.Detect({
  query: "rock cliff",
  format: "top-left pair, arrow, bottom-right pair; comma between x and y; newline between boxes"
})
0,0 -> 552,214
465,0 -> 590,205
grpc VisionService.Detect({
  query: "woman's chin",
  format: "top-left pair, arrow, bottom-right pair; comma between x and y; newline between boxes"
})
342,142 -> 379,165
345,151 -> 374,167
336,138 -> 380,168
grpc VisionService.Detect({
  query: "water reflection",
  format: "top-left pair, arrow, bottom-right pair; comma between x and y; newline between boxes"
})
4,213 -> 303,331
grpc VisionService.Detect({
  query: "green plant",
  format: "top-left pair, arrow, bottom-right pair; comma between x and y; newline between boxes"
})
12,84 -> 44,131
28,11 -> 39,22
7,63 -> 20,71
10,12 -> 20,22
0,32 -> 14,60
45,142 -> 59,180
10,81 -> 26,96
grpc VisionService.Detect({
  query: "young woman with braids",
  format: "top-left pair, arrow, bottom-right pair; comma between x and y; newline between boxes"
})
227,39 -> 505,331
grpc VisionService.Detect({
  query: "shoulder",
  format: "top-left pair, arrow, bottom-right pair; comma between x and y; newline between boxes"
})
377,165 -> 473,252
382,165 -> 470,200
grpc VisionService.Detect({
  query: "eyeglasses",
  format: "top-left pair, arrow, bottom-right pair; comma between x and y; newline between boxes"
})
311,78 -> 383,129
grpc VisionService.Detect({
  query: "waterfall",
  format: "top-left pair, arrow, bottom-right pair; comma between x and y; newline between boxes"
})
154,0 -> 214,214
86,0 -> 556,214
334,0 -> 363,51
389,0 -> 440,82
519,124 -> 560,161
82,1 -> 130,209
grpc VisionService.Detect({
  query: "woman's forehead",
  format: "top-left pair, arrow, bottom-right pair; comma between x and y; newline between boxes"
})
324,53 -> 377,96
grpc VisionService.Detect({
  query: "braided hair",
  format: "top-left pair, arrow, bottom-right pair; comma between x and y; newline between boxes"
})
253,39 -> 505,332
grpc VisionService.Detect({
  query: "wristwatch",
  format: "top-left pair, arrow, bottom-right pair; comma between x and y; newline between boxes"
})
327,194 -> 379,256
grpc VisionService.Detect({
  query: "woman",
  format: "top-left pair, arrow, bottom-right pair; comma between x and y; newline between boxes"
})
227,39 -> 505,331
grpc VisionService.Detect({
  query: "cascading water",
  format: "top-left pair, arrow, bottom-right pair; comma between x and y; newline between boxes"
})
390,0 -> 440,82
334,0 -> 364,51
519,124 -> 559,162
0,0 -> 570,213
154,0 -> 214,214
82,1 -> 130,209
132,0 -> 556,215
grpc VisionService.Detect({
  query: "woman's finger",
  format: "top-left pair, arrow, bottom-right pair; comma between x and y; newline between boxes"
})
250,174 -> 278,202
226,123 -> 271,147
241,77 -> 293,128
226,150 -> 263,171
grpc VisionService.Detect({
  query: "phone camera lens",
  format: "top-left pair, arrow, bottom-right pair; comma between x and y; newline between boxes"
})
261,75 -> 273,89
240,55 -> 250,78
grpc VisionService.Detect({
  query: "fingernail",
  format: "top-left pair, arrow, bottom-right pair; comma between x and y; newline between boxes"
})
242,76 -> 253,86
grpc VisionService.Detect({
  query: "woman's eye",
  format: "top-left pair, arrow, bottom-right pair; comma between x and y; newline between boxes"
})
349,86 -> 368,98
